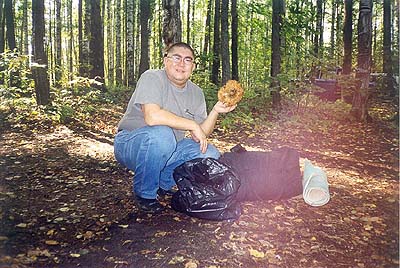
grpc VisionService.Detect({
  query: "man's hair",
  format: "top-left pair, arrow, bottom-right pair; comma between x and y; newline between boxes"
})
164,42 -> 195,58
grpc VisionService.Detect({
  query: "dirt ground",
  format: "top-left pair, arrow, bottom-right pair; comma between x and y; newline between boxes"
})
0,98 -> 398,268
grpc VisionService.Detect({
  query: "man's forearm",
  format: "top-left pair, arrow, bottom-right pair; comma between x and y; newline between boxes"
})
145,108 -> 199,131
200,108 -> 219,136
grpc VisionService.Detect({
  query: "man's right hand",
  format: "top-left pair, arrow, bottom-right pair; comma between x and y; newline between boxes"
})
190,125 -> 208,154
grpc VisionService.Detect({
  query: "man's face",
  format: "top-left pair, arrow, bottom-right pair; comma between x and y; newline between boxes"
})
164,46 -> 195,88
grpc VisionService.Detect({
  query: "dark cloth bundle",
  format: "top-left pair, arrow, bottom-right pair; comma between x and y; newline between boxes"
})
171,146 -> 303,221
221,146 -> 303,202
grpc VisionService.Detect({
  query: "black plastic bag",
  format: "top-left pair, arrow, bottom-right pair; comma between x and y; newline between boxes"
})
171,158 -> 242,221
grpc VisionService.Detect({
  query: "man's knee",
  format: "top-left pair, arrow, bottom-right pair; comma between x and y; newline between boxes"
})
147,126 -> 176,153
204,144 -> 220,159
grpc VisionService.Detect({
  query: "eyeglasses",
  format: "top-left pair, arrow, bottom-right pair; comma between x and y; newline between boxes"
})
166,54 -> 194,65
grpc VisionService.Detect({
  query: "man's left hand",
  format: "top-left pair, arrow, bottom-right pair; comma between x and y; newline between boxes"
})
212,101 -> 237,114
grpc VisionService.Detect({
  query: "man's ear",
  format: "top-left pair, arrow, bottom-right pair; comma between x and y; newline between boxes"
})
191,63 -> 196,72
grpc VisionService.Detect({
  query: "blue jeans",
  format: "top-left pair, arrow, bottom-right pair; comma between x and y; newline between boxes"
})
114,126 -> 220,199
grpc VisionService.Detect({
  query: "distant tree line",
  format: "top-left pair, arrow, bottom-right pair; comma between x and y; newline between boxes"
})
0,0 -> 398,121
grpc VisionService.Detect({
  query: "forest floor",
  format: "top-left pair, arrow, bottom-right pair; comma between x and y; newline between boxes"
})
0,91 -> 398,268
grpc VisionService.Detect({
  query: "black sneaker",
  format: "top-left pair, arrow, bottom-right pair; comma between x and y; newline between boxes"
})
135,196 -> 164,213
157,187 -> 177,197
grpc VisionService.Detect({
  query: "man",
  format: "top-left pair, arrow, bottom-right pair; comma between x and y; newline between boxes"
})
114,42 -> 236,213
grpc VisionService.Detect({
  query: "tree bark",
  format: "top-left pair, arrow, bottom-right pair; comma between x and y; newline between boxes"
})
139,0 -> 150,76
81,0 -> 90,77
313,0 -> 322,57
68,0 -> 73,79
32,0 -> 50,105
383,0 -> 394,95
106,0 -> 114,85
126,0 -> 136,87
21,0 -> 28,54
4,0 -> 15,50
211,0 -> 220,85
271,0 -> 284,110
342,0 -> 353,75
78,0 -> 84,76
162,0 -> 182,48
89,0 -> 104,80
352,0 -> 372,122
202,0 -> 212,58
0,0 -> 4,53
186,0 -> 190,43
221,0 -> 230,84
115,0 -> 123,84
231,0 -> 238,81
55,0 -> 62,81
335,0 -> 342,66
329,0 -> 336,59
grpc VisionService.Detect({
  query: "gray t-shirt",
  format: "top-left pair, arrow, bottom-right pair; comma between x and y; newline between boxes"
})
117,69 -> 207,141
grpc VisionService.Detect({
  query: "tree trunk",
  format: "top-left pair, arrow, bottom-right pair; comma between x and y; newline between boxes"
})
78,0 -> 84,76
135,6 -> 140,75
342,0 -> 352,75
139,0 -> 150,76
55,0 -> 62,81
211,0 -> 220,85
32,0 -> 50,105
202,0 -> 212,58
313,0 -> 322,57
335,0 -> 342,66
106,0 -> 114,85
191,0 -> 195,45
352,0 -> 372,122
68,0 -> 73,79
48,2 -> 53,84
372,8 -> 377,72
329,0 -> 336,59
4,0 -> 15,50
126,0 -> 136,87
221,0 -> 230,84
383,0 -> 394,95
231,0 -> 238,81
271,0 -> 284,110
186,0 -> 190,43
162,0 -> 182,48
89,0 -> 104,80
21,0 -> 28,55
115,0 -> 123,84
81,0 -> 90,77
0,0 -> 4,53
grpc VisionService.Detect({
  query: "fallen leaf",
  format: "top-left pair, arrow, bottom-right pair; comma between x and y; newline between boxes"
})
185,260 -> 198,268
155,231 -> 168,237
83,231 -> 94,239
249,249 -> 265,258
46,229 -> 56,236
169,255 -> 185,264
122,240 -> 133,246
27,249 -> 52,257
58,207 -> 70,212
45,240 -> 59,245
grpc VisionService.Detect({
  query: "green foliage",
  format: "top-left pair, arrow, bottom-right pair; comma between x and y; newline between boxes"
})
0,51 -> 33,97
279,89 -> 353,134
0,53 -> 114,125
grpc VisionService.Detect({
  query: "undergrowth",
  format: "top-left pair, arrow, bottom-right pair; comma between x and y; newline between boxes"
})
0,51 -> 373,133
